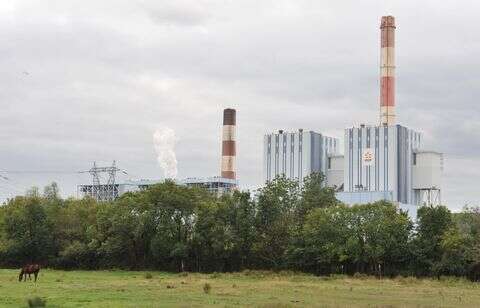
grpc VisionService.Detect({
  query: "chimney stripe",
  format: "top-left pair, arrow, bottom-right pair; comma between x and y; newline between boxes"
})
380,76 -> 395,106
222,125 -> 236,141
221,171 -> 235,179
222,141 -> 236,156
221,156 -> 235,172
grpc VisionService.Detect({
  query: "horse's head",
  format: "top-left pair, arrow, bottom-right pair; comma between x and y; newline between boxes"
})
18,269 -> 24,281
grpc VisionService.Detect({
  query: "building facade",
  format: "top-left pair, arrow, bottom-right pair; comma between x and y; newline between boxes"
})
339,124 -> 421,204
263,129 -> 339,184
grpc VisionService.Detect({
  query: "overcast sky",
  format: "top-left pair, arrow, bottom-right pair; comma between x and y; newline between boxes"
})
0,0 -> 479,211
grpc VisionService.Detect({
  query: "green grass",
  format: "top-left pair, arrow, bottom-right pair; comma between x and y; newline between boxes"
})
1,269 -> 479,307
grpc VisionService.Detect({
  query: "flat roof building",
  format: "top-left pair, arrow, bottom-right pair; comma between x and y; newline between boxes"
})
263,129 -> 339,185
338,124 -> 421,204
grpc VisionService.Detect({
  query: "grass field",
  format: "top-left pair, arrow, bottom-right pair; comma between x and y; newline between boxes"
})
1,269 -> 479,307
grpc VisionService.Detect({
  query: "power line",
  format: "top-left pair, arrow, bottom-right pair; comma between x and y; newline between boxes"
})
0,170 -> 78,174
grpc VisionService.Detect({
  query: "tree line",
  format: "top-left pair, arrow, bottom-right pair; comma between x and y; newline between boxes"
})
0,174 -> 479,279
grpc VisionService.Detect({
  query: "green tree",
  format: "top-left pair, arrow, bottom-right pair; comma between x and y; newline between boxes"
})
92,192 -> 154,269
146,181 -> 203,271
294,204 -> 351,274
351,201 -> 412,276
410,205 -> 453,276
432,226 -> 474,277
451,206 -> 480,276
54,198 -> 101,268
0,195 -> 54,265
296,173 -> 338,223
254,176 -> 300,269
193,200 -> 233,272
297,201 -> 412,276
43,182 -> 60,200
224,191 -> 256,270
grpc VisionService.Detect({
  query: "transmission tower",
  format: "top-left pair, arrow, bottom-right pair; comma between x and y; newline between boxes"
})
78,161 -> 127,202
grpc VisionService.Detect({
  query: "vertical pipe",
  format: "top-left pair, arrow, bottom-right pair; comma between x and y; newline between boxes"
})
221,108 -> 236,179
380,16 -> 396,125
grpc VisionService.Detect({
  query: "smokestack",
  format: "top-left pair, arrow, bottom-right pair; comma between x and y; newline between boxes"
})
221,108 -> 236,180
380,16 -> 396,126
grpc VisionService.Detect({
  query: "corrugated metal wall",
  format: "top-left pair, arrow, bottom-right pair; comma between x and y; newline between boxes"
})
263,131 -> 339,184
344,124 -> 421,204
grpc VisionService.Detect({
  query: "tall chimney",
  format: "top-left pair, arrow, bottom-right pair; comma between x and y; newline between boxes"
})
221,108 -> 236,179
380,16 -> 396,126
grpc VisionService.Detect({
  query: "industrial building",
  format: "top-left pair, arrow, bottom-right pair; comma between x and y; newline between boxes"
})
79,177 -> 237,201
337,124 -> 422,204
77,171 -> 165,202
263,16 -> 443,217
263,130 -> 339,184
335,16 -> 443,211
78,109 -> 238,201
182,177 -> 237,196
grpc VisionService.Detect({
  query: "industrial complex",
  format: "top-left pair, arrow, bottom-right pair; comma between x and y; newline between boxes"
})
78,109 -> 238,201
78,16 -> 442,219
263,16 -> 443,217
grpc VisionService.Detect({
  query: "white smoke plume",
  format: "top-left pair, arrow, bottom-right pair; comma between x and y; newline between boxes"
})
153,127 -> 178,179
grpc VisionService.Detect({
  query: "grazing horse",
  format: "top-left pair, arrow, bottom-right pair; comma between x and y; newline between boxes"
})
19,264 -> 40,282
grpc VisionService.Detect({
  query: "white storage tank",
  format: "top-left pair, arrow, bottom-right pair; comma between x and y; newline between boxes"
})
412,151 -> 443,190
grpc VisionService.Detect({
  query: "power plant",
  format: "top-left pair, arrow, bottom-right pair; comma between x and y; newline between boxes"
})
263,16 -> 443,218
78,15 -> 443,218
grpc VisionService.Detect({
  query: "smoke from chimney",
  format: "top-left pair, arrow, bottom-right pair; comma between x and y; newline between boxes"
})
221,109 -> 236,180
380,15 -> 396,125
153,127 -> 178,179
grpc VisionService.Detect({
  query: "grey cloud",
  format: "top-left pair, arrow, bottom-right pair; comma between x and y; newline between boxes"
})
0,0 -> 479,210
142,0 -> 211,27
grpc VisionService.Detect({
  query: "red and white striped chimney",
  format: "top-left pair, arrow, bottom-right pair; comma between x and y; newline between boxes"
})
380,16 -> 396,126
221,108 -> 236,180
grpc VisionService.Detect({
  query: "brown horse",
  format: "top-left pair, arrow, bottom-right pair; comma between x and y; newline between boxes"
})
19,264 -> 40,282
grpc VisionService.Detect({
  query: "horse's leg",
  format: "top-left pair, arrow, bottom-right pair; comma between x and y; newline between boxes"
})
34,272 -> 38,282
28,273 -> 31,280
24,273 -> 27,282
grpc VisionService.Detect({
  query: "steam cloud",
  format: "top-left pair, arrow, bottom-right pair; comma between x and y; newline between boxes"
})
153,127 -> 178,179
